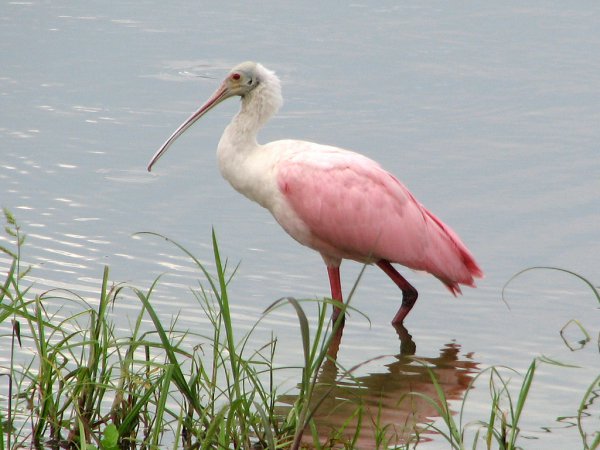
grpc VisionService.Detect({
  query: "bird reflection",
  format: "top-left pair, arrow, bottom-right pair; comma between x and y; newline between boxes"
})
277,327 -> 478,448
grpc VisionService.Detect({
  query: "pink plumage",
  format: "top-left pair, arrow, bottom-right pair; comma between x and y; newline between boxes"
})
147,61 -> 483,330
277,145 -> 482,294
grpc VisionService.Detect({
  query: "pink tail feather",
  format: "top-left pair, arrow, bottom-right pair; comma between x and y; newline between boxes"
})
423,209 -> 483,295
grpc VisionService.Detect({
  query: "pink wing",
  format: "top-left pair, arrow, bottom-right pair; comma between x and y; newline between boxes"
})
276,146 -> 482,293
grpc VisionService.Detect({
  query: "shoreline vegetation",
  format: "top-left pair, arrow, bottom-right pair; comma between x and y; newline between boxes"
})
0,209 -> 598,449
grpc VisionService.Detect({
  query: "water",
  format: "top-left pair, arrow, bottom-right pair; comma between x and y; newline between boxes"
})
1,2 -> 599,448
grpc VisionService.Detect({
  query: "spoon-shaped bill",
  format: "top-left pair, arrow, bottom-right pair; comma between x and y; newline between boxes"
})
147,82 -> 232,172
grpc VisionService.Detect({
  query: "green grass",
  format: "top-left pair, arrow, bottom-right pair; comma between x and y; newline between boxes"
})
0,209 -> 598,449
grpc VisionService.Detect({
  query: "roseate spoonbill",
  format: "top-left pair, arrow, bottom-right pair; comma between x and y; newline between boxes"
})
147,61 -> 483,327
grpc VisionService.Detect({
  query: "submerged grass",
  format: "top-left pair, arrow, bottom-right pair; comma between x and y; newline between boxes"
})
0,209 -> 598,449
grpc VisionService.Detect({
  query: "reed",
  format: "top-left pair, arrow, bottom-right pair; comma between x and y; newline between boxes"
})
0,210 -> 598,449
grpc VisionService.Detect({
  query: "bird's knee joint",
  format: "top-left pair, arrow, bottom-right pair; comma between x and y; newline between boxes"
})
403,289 -> 418,307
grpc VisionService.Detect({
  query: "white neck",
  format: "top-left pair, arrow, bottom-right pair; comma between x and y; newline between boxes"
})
221,63 -> 283,149
217,64 -> 283,205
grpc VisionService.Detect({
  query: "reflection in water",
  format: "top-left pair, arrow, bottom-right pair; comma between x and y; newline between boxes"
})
278,327 -> 478,448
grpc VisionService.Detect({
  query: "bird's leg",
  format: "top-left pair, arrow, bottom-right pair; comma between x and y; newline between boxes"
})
376,260 -> 418,325
326,265 -> 346,359
327,266 -> 345,326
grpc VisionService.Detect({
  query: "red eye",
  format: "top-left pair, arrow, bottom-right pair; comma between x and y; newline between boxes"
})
232,73 -> 241,80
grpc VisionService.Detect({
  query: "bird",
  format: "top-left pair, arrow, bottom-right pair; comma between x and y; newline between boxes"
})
147,61 -> 483,328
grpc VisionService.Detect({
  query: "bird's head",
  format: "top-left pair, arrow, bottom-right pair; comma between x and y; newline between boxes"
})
147,61 -> 280,172
223,61 -> 261,96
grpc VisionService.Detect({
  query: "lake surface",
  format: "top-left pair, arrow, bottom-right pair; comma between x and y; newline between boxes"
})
1,2 -> 599,448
